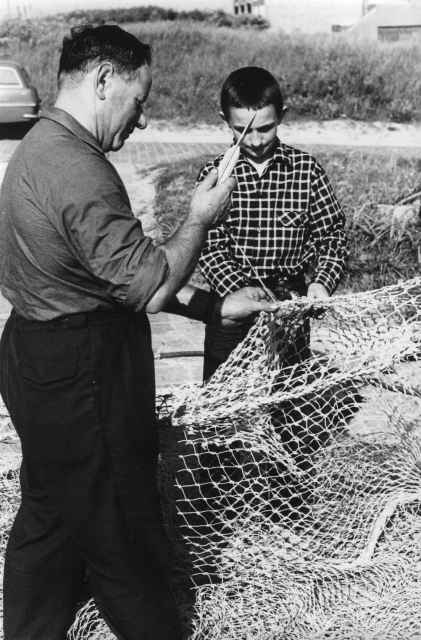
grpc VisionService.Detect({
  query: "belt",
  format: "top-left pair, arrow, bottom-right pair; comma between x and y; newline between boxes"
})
250,273 -> 307,299
10,307 -> 139,330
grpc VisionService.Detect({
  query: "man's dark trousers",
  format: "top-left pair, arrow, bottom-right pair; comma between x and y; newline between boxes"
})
0,309 -> 182,640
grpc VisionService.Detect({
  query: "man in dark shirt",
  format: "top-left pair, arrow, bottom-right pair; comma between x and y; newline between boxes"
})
0,26 -> 275,640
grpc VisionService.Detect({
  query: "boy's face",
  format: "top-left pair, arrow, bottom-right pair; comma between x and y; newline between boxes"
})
225,104 -> 282,163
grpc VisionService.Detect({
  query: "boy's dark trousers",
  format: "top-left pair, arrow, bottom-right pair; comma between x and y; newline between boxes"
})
0,309 -> 182,640
203,273 -> 310,381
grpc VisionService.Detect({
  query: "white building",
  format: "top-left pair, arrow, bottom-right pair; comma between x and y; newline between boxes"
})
233,0 -> 421,34
233,0 -> 361,33
233,0 -> 265,18
351,1 -> 421,40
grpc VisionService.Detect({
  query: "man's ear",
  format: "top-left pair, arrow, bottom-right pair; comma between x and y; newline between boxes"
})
95,61 -> 114,101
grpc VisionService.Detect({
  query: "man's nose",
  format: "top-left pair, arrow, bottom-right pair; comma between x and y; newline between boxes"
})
135,112 -> 147,130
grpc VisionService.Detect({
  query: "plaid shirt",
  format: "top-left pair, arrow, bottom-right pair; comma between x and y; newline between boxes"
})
198,139 -> 348,297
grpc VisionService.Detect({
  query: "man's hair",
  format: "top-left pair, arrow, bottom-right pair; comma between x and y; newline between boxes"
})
220,66 -> 284,119
58,24 -> 151,85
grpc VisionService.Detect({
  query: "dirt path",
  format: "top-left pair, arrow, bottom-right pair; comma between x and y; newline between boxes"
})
126,117 -> 421,150
2,117 -> 421,168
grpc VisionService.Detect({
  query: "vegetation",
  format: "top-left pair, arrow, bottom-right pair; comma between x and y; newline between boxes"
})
61,6 -> 269,30
0,16 -> 421,123
152,149 -> 421,292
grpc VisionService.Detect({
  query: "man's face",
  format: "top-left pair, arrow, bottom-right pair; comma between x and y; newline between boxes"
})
226,104 -> 281,163
102,64 -> 152,152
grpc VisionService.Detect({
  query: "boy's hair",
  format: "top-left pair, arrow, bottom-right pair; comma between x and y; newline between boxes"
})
58,24 -> 151,86
220,66 -> 284,119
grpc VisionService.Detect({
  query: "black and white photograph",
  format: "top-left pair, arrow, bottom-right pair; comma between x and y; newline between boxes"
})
0,0 -> 420,638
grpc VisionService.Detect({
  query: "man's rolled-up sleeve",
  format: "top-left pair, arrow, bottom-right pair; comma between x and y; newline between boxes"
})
53,157 -> 168,310
125,240 -> 168,311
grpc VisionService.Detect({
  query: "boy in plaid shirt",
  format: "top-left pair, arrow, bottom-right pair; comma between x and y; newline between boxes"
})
198,66 -> 348,380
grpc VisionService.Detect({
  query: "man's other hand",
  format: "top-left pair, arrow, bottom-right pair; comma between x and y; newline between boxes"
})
220,286 -> 278,326
307,282 -> 330,300
190,169 -> 235,227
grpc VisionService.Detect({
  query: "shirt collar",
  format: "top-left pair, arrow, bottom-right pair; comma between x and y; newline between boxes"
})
237,137 -> 293,170
41,107 -> 104,155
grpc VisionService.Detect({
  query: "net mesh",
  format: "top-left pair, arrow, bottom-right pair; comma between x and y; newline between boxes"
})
2,278 -> 421,639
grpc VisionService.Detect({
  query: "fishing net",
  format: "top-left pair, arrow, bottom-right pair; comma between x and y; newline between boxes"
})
156,276 -> 421,640
2,278 -> 421,639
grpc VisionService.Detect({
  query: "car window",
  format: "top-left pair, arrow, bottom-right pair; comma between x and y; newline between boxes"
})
0,67 -> 21,86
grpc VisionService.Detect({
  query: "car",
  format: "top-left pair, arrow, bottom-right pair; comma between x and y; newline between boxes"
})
0,60 -> 40,125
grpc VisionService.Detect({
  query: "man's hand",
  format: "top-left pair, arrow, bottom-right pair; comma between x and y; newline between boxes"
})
220,286 -> 278,326
146,171 -> 235,314
190,169 -> 235,227
307,282 -> 330,300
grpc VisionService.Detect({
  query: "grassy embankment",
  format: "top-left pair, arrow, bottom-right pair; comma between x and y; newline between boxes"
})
1,18 -> 421,123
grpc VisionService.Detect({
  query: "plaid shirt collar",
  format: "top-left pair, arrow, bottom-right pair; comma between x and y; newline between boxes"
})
236,137 -> 293,171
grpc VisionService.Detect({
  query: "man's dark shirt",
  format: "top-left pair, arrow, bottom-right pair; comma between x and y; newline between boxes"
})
0,108 -> 168,320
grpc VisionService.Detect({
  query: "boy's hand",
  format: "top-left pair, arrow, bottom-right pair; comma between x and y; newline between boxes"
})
190,169 -> 235,227
220,286 -> 278,326
307,282 -> 330,300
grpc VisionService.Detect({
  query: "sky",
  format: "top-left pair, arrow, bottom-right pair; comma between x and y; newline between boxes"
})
1,0 -> 411,24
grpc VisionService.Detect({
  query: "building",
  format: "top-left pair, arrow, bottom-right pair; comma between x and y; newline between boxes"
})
0,1 -> 33,21
233,1 -> 266,18
233,0 -> 361,33
350,1 -> 421,40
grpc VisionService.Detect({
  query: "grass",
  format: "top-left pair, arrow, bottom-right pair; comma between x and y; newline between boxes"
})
152,148 -> 421,293
1,18 -> 421,123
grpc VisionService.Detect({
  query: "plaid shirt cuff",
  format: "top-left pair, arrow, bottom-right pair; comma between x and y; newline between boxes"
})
206,270 -> 247,298
312,271 -> 339,295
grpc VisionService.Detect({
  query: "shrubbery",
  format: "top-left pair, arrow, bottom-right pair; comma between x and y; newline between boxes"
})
1,15 -> 420,123
63,6 -> 269,29
0,6 -> 268,40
